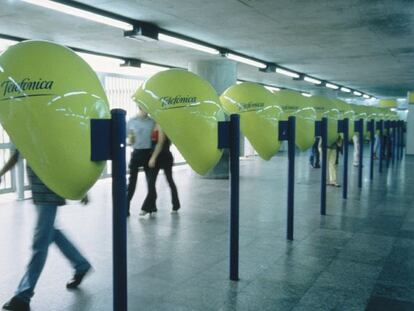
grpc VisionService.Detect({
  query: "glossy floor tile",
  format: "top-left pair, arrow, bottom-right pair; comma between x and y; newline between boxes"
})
0,147 -> 412,311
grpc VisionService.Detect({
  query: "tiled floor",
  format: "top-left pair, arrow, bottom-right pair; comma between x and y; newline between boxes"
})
0,147 -> 413,311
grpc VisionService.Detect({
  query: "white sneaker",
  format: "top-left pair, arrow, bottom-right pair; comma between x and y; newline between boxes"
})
171,210 -> 178,214
139,211 -> 149,216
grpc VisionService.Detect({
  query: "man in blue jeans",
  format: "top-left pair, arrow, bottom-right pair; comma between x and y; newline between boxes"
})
1,151 -> 92,311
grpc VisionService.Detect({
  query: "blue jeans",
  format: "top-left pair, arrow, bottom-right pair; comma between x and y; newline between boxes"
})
15,205 -> 90,302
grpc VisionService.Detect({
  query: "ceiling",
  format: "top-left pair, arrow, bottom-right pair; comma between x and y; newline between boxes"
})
1,0 -> 413,106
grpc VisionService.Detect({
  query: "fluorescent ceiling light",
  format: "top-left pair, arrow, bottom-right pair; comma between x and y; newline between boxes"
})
159,33 -> 219,55
265,86 -> 281,92
115,63 -> 168,77
363,94 -> 370,99
353,91 -> 362,96
22,0 -> 133,30
117,66 -> 161,77
301,92 -> 312,97
137,63 -> 169,75
340,87 -> 351,93
236,80 -> 243,84
304,76 -> 322,85
78,53 -> 169,77
0,38 -> 18,52
124,25 -> 158,42
225,53 -> 267,69
275,68 -> 300,79
77,52 -> 124,73
326,83 -> 339,90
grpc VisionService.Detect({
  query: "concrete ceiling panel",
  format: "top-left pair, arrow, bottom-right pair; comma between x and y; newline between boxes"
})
0,0 -> 412,97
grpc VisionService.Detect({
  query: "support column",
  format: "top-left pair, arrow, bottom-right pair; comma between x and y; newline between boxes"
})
189,60 -> 237,178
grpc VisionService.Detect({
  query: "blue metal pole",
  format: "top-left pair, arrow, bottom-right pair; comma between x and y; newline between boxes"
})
400,121 -> 404,160
369,120 -> 375,180
111,109 -> 128,311
395,121 -> 400,162
320,118 -> 327,216
358,119 -> 363,188
229,114 -> 240,281
386,121 -> 391,168
399,121 -> 402,160
287,116 -> 296,241
342,118 -> 349,199
379,120 -> 384,173
392,121 -> 396,165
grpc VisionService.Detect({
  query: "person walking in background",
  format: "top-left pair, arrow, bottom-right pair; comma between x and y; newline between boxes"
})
373,131 -> 380,160
126,107 -> 156,216
147,125 -> 181,213
328,135 -> 343,187
1,151 -> 91,311
335,136 -> 343,165
310,137 -> 321,168
352,132 -> 360,167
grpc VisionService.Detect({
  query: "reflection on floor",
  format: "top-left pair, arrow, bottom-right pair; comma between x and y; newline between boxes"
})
0,149 -> 413,311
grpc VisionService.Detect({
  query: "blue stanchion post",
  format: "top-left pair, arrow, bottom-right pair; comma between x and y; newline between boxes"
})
394,121 -> 398,162
369,120 -> 375,180
378,120 -> 384,173
385,121 -> 391,168
398,121 -> 402,160
91,109 -> 127,311
316,118 -> 328,215
342,119 -> 349,199
218,114 -> 240,281
229,114 -> 240,281
279,117 -> 296,240
399,121 -> 404,160
391,121 -> 396,165
338,119 -> 348,199
356,119 -> 364,188
111,110 -> 128,311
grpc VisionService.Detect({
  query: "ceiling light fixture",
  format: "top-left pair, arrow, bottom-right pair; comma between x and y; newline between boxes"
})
301,92 -> 312,97
340,87 -> 351,93
117,65 -> 166,77
265,86 -> 281,92
22,0 -> 133,30
260,64 -> 276,73
353,91 -> 362,96
138,63 -> 169,74
225,53 -> 267,69
124,24 -> 158,42
325,82 -> 339,90
159,33 -> 219,55
276,68 -> 300,79
304,76 -> 322,85
363,94 -> 370,99
77,52 -> 124,73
